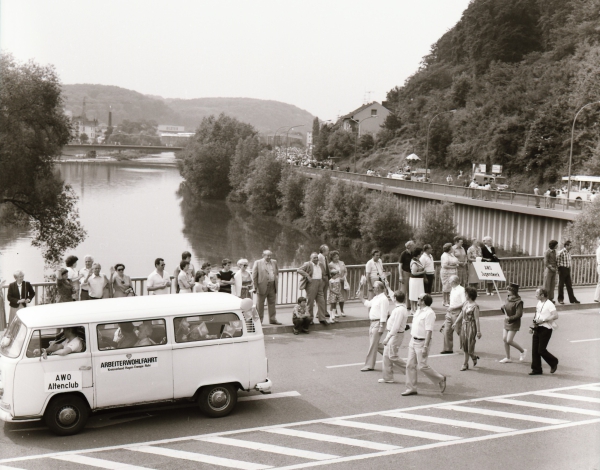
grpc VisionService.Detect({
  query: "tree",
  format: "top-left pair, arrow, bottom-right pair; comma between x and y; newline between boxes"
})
414,202 -> 457,259
244,151 -> 283,214
277,166 -> 307,222
312,117 -> 320,141
79,132 -> 89,143
313,123 -> 332,161
359,134 -> 375,151
228,135 -> 260,201
300,173 -> 331,233
178,113 -> 256,199
360,193 -> 412,252
382,113 -> 402,131
0,54 -> 86,265
327,129 -> 355,159
562,197 -> 600,254
320,180 -> 366,242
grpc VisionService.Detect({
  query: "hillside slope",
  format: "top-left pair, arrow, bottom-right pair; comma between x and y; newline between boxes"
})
61,84 -> 314,134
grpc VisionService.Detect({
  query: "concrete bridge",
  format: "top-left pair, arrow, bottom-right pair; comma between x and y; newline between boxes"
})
64,143 -> 184,153
300,167 -> 586,256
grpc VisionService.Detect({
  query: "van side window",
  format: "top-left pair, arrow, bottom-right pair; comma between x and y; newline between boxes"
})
97,319 -> 167,351
26,326 -> 86,358
174,313 -> 243,343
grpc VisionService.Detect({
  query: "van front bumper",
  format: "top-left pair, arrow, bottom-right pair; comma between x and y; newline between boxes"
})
0,408 -> 40,423
254,379 -> 272,394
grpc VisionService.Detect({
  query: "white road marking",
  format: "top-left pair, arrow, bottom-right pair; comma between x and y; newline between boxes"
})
326,352 -> 459,368
0,466 -> 25,470
489,398 -> 600,417
581,385 -> 600,392
266,418 -> 600,470
534,391 -> 600,404
328,419 -> 460,441
439,405 -> 569,424
198,436 -> 338,460
239,391 -> 301,402
127,445 -> 272,470
51,454 -> 150,469
385,412 -> 515,433
570,337 -> 600,343
1,382 -> 598,467
264,428 -> 401,451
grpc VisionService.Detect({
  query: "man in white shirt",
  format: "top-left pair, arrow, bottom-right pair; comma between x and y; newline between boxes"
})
365,250 -> 385,300
403,294 -> 446,396
379,290 -> 409,383
441,275 -> 466,354
147,258 -> 172,295
358,281 -> 388,371
82,263 -> 110,299
529,287 -> 559,375
79,255 -> 94,300
595,238 -> 600,303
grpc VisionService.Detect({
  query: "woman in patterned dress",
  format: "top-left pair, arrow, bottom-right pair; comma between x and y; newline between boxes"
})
329,251 -> 348,316
440,243 -> 459,307
453,286 -> 481,370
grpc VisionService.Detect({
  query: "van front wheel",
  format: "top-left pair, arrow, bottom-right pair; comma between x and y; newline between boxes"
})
199,384 -> 237,418
44,395 -> 89,436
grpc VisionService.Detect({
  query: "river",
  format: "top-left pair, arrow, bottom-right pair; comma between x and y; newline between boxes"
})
0,154 -> 362,282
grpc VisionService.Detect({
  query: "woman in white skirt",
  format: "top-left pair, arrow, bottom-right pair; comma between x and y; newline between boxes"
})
409,246 -> 425,311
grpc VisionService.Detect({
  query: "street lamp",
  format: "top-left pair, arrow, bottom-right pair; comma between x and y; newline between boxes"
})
273,126 -> 288,148
352,115 -> 377,173
567,101 -> 600,201
425,109 -> 456,183
285,124 -> 304,159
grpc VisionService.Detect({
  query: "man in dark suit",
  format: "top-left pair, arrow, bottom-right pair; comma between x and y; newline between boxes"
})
252,250 -> 280,324
298,253 -> 328,325
7,270 -> 35,323
543,240 -> 558,302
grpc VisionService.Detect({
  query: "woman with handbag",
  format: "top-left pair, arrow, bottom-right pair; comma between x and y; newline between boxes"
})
329,251 -> 349,317
409,247 -> 426,311
499,283 -> 526,363
529,287 -> 559,375
111,263 -> 135,297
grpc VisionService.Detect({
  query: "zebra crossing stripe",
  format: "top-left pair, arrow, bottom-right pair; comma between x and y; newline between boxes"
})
438,405 -> 569,424
489,398 -> 600,417
264,428 -> 401,451
51,454 -> 151,469
328,419 -> 460,441
385,412 -> 515,433
534,391 -> 600,404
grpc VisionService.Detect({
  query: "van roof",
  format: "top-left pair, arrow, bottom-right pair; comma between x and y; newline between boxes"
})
17,293 -> 245,328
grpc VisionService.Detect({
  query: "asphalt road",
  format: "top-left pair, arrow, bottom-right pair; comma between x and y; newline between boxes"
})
1,308 -> 599,469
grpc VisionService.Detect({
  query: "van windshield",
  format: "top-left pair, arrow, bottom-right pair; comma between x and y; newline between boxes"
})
0,318 -> 27,359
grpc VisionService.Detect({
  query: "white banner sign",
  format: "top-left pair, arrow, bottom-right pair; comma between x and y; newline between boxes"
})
44,371 -> 82,392
472,262 -> 506,282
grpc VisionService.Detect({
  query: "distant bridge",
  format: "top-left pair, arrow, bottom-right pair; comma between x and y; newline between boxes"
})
300,167 -> 586,256
64,144 -> 184,152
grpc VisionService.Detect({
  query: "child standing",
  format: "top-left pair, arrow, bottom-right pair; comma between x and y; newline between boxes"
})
328,270 -> 343,323
292,297 -> 311,334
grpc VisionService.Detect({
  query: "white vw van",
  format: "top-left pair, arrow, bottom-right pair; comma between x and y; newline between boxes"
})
0,293 -> 271,435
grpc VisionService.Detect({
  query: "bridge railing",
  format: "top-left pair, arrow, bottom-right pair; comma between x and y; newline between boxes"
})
299,167 -> 590,212
2,255 -> 596,310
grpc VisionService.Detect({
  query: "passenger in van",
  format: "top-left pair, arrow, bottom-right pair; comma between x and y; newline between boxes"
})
188,322 -> 217,341
134,323 -> 156,347
35,327 -> 83,356
175,318 -> 191,342
116,322 -> 138,348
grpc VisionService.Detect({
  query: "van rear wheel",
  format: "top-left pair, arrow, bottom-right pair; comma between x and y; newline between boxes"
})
198,384 -> 237,418
44,395 -> 89,436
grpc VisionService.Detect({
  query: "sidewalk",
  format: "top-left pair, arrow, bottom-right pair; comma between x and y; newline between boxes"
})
262,286 -> 600,335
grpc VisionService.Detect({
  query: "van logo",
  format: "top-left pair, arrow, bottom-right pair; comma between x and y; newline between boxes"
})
126,354 -> 132,359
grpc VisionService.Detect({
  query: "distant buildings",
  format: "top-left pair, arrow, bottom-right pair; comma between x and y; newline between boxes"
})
157,125 -> 193,146
339,101 -> 391,137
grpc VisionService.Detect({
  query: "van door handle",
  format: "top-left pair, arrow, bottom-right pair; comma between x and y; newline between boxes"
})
79,366 -> 92,371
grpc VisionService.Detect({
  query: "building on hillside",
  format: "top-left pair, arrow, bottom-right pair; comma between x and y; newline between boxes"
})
157,125 -> 193,146
339,101 -> 391,137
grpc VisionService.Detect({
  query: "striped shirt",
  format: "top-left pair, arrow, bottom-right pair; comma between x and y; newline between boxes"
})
556,248 -> 572,268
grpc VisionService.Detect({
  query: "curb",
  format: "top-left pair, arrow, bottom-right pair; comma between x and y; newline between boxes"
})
260,302 -> 598,335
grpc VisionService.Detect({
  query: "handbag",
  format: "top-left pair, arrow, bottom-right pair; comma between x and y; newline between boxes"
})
343,278 -> 350,291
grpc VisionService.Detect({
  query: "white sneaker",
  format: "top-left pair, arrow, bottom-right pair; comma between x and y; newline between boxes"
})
519,349 -> 527,362
499,358 -> 512,363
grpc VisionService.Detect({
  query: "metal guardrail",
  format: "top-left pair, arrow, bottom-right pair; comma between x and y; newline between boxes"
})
2,256 -> 596,308
298,167 -> 591,213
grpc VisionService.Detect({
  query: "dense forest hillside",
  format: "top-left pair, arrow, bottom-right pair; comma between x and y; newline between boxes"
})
61,84 -> 314,134
362,0 -> 600,188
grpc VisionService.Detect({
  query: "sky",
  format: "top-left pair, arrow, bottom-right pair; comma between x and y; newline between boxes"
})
0,0 -> 472,121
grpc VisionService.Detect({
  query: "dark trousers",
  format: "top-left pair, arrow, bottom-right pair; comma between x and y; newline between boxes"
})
256,281 -> 277,323
293,317 -> 311,331
543,269 -> 556,301
305,279 -> 327,322
557,267 -> 577,303
531,327 -> 558,373
424,274 -> 435,294
401,270 -> 411,309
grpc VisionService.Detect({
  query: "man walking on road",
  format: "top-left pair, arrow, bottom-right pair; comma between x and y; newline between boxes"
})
298,253 -> 328,325
403,294 -> 447,396
252,250 -> 280,324
529,288 -> 559,375
379,290 -> 409,383
358,281 -> 388,371
441,275 -> 465,354
544,240 -> 558,302
556,241 -> 579,305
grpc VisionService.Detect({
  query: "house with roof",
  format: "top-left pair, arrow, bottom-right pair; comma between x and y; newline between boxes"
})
339,101 -> 391,137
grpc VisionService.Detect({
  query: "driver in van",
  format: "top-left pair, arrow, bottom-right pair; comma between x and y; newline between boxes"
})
116,322 -> 138,348
34,327 -> 83,356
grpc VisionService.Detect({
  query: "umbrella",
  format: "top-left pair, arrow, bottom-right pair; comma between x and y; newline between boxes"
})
406,153 -> 420,161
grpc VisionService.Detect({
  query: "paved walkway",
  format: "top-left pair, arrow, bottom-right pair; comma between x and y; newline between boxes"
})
262,286 -> 600,335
